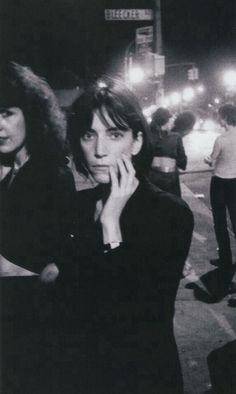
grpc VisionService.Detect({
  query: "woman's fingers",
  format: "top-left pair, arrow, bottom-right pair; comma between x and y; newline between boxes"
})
121,155 -> 137,191
109,165 -> 119,191
122,155 -> 136,187
117,158 -> 128,190
110,155 -> 137,195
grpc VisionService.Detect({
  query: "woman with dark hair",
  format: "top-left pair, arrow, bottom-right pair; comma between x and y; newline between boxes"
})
57,77 -> 193,394
0,62 -> 75,276
172,110 -> 196,137
0,62 -> 75,394
148,107 -> 187,196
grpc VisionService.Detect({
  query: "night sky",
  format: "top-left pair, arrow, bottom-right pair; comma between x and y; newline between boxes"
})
1,0 -> 235,90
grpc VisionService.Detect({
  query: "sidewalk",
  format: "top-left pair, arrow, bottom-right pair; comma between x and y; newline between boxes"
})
175,181 -> 236,394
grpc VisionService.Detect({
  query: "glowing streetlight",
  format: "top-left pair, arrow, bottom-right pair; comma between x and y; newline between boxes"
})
160,97 -> 170,108
170,92 -> 181,106
97,81 -> 108,89
223,70 -> 236,89
182,87 -> 195,102
128,66 -> 144,84
214,97 -> 220,104
196,85 -> 205,94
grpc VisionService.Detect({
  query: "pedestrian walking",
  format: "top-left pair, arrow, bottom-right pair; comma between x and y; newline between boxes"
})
148,107 -> 187,196
204,104 -> 236,298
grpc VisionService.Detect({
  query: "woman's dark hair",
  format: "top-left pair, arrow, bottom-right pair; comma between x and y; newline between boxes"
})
68,76 -> 152,178
151,107 -> 171,129
218,104 -> 236,126
172,111 -> 196,135
0,62 -> 67,165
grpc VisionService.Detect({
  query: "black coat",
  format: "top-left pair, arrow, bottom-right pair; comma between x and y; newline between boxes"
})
57,180 -> 194,394
0,159 -> 75,273
149,131 -> 187,196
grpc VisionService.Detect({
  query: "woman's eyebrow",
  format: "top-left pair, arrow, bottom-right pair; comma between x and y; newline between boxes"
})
106,126 -> 119,131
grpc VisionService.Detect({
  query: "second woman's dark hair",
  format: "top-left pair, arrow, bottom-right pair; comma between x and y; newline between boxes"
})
0,61 -> 67,165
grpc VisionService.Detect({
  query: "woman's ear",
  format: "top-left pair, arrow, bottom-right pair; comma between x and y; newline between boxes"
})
131,131 -> 143,156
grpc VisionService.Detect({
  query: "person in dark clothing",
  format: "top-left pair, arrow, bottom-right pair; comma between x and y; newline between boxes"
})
0,62 -> 75,276
148,107 -> 187,196
0,62 -> 75,394
204,104 -> 236,299
57,77 -> 194,394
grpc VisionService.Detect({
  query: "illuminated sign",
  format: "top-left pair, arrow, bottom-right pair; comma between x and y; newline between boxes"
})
105,9 -> 153,21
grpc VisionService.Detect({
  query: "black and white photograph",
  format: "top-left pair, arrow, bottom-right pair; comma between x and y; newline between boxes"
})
0,1 -> 236,393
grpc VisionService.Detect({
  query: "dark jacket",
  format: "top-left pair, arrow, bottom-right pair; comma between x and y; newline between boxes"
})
0,158 -> 75,273
58,180 -> 194,394
149,130 -> 187,196
151,130 -> 187,170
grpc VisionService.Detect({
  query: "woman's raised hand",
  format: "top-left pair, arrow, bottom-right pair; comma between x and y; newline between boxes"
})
99,155 -> 139,244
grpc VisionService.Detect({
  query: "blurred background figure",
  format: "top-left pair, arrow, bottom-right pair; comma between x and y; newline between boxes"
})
204,104 -> 236,299
172,110 -> 196,137
148,107 -> 187,196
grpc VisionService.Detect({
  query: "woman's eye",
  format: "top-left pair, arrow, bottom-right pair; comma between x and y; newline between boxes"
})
82,131 -> 95,141
0,109 -> 12,118
109,131 -> 123,140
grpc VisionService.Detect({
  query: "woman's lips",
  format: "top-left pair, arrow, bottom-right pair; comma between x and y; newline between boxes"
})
91,165 -> 110,171
0,137 -> 8,143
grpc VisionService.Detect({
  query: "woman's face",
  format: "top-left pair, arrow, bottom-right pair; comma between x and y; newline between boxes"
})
0,107 -> 26,155
80,109 -> 143,184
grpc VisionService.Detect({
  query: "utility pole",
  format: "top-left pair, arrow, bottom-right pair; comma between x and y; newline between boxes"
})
153,0 -> 162,55
153,0 -> 163,104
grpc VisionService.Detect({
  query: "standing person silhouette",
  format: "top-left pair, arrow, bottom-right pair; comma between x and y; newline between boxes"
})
205,104 -> 236,298
148,107 -> 187,196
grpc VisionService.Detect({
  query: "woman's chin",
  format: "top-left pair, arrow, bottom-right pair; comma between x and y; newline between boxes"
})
92,173 -> 110,184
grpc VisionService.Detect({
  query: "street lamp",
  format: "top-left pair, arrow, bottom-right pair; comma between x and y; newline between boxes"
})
170,92 -> 181,106
97,81 -> 108,89
160,96 -> 170,108
182,87 -> 195,102
196,85 -> 205,94
223,70 -> 236,90
128,66 -> 144,84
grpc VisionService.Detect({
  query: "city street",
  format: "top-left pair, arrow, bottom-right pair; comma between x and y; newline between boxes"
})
2,0 -> 236,392
176,124 -> 236,394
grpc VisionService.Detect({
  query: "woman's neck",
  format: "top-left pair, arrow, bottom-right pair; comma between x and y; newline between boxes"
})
14,145 -> 30,170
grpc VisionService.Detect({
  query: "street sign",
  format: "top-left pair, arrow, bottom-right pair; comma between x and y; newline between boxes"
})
104,9 -> 153,21
136,26 -> 153,55
136,26 -> 153,45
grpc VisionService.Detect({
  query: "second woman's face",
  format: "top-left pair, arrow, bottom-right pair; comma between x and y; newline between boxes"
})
0,107 -> 26,155
80,109 -> 142,184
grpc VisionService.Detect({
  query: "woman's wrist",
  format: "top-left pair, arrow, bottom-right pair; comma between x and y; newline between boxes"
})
101,220 -> 122,245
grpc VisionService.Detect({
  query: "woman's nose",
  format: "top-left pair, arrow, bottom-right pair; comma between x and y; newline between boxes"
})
94,137 -> 108,157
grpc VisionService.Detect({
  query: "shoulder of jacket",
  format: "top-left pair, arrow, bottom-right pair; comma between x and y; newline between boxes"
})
145,181 -> 193,217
